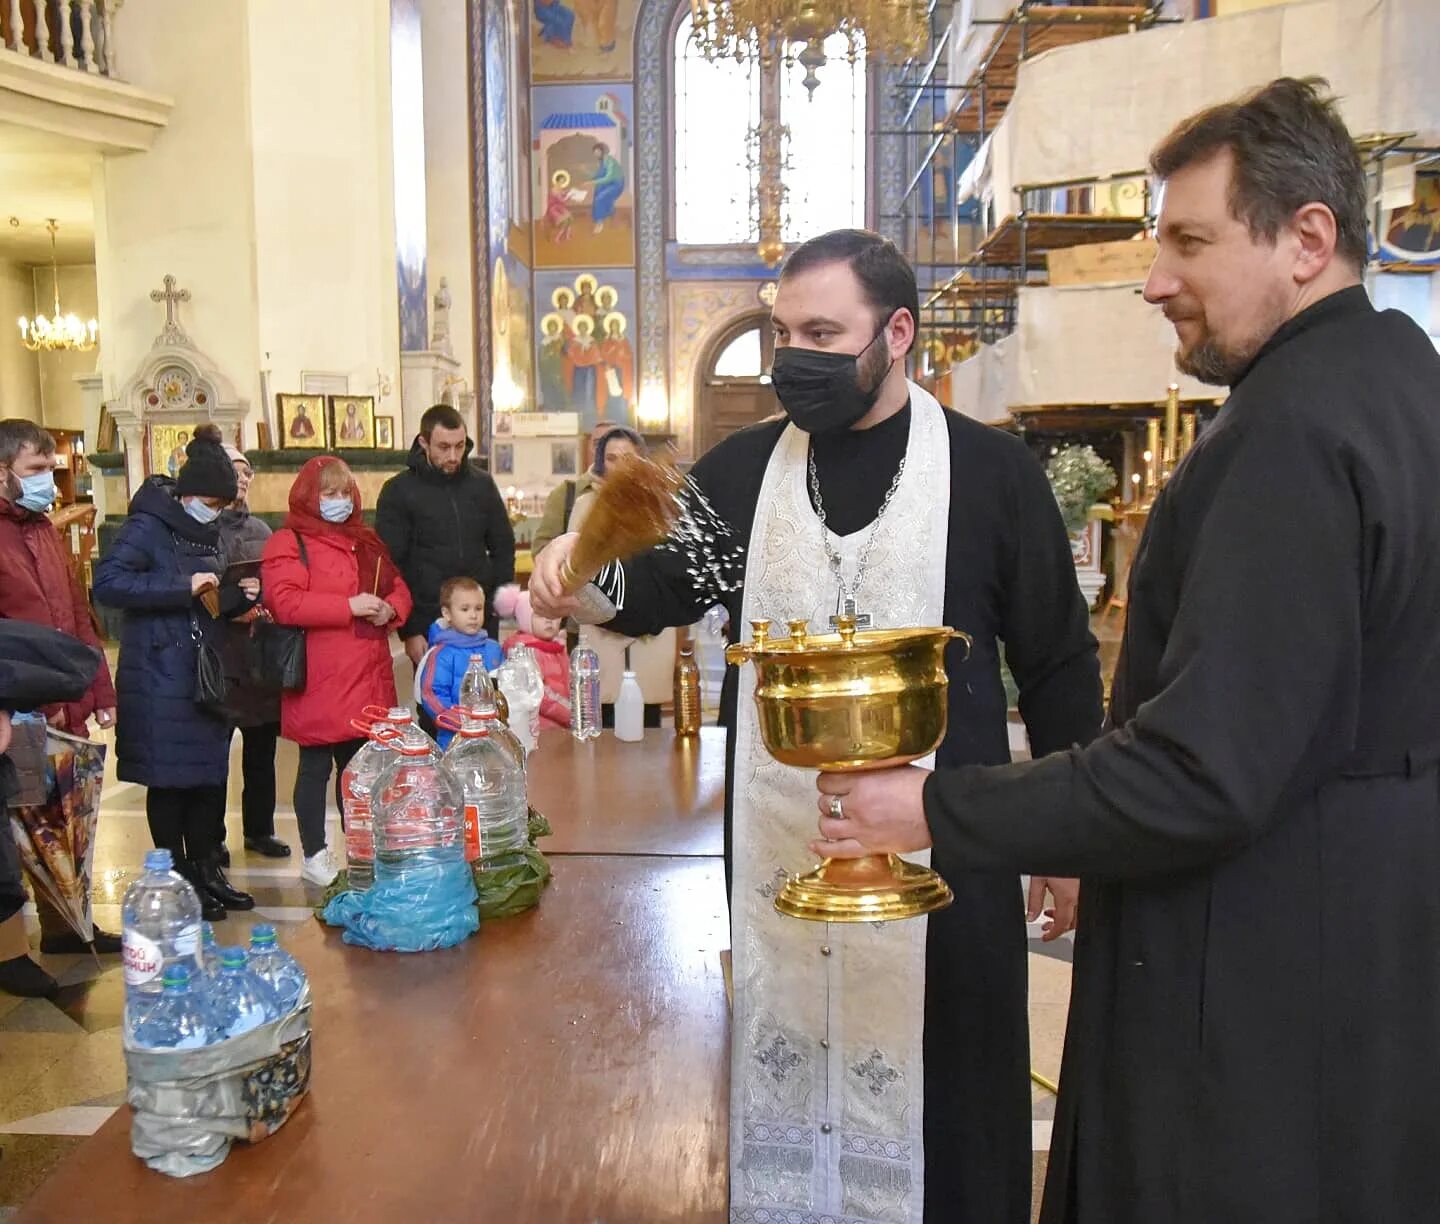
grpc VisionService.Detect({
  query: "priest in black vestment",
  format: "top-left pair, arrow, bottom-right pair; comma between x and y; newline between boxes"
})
532,229 -> 1103,1224
813,80 -> 1440,1224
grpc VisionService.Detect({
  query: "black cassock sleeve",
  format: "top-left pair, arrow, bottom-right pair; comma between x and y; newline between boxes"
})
925,409 -> 1365,880
998,445 -> 1104,758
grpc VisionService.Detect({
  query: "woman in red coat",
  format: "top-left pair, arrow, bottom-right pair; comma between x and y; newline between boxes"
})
262,457 -> 412,887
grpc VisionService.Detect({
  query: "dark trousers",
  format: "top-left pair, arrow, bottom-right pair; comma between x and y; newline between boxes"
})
238,722 -> 280,840
146,785 -> 226,866
0,809 -> 26,925
293,739 -> 363,858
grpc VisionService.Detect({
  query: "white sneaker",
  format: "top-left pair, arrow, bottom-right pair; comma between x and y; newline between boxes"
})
301,846 -> 340,887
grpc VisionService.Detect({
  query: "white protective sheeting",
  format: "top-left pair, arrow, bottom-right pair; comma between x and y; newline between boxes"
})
951,284 -> 1220,417
981,0 -> 1440,215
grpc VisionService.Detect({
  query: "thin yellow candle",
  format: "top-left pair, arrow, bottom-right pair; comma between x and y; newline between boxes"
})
1144,420 -> 1161,497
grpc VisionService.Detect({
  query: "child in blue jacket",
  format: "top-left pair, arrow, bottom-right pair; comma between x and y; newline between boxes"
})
418,577 -> 504,746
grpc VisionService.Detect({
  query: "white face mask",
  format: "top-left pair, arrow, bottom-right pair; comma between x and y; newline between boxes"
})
183,497 -> 221,524
319,496 -> 353,523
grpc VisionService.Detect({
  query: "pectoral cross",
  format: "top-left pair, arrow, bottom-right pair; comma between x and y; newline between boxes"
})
828,595 -> 872,630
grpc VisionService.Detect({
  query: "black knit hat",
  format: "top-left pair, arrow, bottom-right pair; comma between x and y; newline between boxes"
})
176,424 -> 239,501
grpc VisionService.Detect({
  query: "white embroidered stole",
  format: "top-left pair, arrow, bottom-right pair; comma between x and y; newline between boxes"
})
730,383 -> 951,1224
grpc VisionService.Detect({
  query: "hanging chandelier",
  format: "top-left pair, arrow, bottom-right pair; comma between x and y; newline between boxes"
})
689,0 -> 927,96
17,220 -> 98,353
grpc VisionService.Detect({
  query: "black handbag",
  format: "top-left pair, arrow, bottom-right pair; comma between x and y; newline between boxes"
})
192,611 -> 230,718
246,619 -> 306,690
243,533 -> 307,691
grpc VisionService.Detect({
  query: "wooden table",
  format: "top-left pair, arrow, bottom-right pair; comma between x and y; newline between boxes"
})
18,732 -> 731,1224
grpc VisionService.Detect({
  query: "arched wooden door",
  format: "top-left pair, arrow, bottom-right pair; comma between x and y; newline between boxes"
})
695,313 -> 779,459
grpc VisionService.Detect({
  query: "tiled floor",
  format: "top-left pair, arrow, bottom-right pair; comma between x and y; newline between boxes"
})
0,619 -> 1117,1218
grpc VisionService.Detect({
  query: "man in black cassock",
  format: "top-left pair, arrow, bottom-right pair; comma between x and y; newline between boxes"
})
814,79 -> 1440,1224
532,230 -> 1102,1223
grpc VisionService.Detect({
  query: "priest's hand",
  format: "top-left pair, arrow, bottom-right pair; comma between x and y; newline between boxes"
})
1027,876 -> 1079,942
529,533 -> 584,620
813,766 -> 932,858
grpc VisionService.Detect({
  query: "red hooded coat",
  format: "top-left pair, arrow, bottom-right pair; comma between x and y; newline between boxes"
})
260,457 -> 412,746
0,498 -> 114,730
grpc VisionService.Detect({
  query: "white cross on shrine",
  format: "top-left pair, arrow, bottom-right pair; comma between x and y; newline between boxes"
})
150,274 -> 191,344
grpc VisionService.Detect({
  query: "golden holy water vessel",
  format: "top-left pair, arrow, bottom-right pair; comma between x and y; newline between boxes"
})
726,614 -> 970,923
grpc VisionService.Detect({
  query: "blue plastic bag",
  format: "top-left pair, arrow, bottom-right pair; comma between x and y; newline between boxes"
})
321,855 -> 479,952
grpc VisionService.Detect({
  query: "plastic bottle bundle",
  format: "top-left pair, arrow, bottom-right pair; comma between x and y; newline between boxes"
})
442,715 -> 529,869
130,963 -> 215,1050
209,946 -> 281,1040
322,729 -> 479,951
122,849 -> 203,1033
340,706 -> 422,891
570,632 -> 601,742
247,924 -> 307,1014
493,654 -> 542,754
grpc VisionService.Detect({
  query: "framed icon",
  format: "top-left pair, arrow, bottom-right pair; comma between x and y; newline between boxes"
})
277,394 -> 328,449
329,395 -> 377,448
375,415 -> 395,449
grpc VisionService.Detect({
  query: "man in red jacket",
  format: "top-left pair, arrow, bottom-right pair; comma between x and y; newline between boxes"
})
0,419 -> 118,997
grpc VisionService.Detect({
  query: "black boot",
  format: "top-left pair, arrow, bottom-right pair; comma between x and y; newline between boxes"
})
243,835 -> 291,858
0,954 -> 59,999
40,926 -> 123,955
217,843 -> 230,868
177,859 -> 228,922
198,855 -> 255,912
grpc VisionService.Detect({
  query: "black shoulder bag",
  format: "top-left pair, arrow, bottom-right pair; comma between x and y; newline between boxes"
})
245,533 -> 308,691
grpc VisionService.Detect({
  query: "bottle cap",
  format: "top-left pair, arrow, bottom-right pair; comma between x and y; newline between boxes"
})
144,848 -> 174,872
161,962 -> 192,990
219,946 -> 248,969
250,923 -> 277,947
386,707 -> 411,722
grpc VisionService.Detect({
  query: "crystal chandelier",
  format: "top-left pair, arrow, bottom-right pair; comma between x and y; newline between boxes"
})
17,220 -> 98,353
749,118 -> 790,266
689,0 -> 926,96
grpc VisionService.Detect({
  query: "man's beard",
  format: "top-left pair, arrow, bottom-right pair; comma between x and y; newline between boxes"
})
857,336 -> 892,399
1175,333 -> 1256,387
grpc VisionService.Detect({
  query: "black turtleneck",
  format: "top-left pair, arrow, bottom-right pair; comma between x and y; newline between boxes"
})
805,399 -> 912,537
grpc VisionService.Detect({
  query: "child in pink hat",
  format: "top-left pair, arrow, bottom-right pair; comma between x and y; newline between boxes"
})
493,584 -> 571,731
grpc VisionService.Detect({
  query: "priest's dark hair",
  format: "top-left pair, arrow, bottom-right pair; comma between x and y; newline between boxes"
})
1150,76 -> 1369,270
781,229 -> 920,355
419,403 -> 466,439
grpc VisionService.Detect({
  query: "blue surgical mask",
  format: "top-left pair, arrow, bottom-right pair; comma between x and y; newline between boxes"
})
183,497 -> 221,525
15,471 -> 57,513
319,496 -> 353,523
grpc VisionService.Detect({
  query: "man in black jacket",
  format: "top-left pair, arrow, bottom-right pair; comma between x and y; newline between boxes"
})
376,404 -> 515,664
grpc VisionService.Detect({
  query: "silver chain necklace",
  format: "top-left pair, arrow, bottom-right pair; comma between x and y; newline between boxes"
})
808,444 -> 907,629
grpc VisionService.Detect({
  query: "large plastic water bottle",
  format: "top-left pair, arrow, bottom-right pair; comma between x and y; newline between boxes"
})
443,716 -> 529,869
209,946 -> 280,1039
247,924 -> 306,1014
122,849 -> 203,1018
341,707 -> 416,891
373,732 -> 466,872
130,962 -> 215,1049
570,632 -> 601,742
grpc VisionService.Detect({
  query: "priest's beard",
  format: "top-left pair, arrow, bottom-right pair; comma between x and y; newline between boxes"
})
855,333 -> 895,409
1172,286 -> 1291,388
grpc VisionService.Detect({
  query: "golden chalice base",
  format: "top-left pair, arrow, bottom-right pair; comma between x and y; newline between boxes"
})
777,852 -> 953,922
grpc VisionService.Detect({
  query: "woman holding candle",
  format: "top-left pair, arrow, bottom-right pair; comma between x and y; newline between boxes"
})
262,457 -> 412,886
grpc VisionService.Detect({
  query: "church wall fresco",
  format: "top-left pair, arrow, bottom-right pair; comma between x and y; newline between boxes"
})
533,268 -> 637,430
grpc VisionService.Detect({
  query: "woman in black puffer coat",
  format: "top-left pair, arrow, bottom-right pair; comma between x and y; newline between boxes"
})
92,425 -> 255,922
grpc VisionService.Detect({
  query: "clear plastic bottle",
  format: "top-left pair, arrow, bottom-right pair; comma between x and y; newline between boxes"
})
674,638 -> 701,737
130,962 -> 215,1050
493,658 -> 540,754
341,707 -> 416,891
199,921 -> 218,976
247,923 -> 306,1015
615,667 -> 644,742
459,654 -> 496,714
373,733 -> 466,873
570,632 -> 601,742
208,946 -> 281,1039
122,848 -> 203,1021
443,716 -> 529,869
462,673 -> 526,767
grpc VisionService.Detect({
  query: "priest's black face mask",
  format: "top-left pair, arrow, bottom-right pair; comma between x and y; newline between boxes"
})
769,316 -> 896,435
